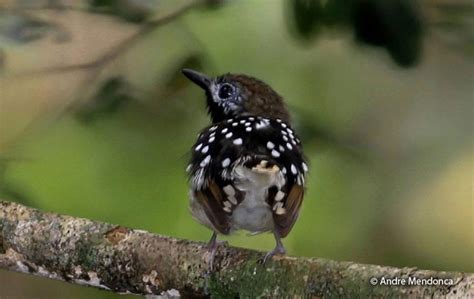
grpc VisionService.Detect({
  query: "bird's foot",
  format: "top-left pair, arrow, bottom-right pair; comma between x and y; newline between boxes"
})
262,244 -> 286,264
203,233 -> 226,295
206,233 -> 227,272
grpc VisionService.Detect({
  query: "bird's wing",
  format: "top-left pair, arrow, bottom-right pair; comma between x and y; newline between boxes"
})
268,183 -> 305,238
193,179 -> 244,235
187,123 -> 246,234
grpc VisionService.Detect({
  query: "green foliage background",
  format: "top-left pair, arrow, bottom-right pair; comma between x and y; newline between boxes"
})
0,1 -> 472,298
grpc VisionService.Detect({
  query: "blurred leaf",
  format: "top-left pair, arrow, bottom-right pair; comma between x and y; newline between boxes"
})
89,0 -> 116,7
352,0 -> 386,46
0,13 -> 56,43
158,53 -> 204,99
202,0 -> 226,10
88,0 -> 157,23
75,76 -> 133,123
288,0 -> 324,40
293,106 -> 369,160
352,0 -> 423,67
322,0 -> 354,26
427,1 -> 474,55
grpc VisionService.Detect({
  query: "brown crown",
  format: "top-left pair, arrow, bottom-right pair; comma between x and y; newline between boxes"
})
224,74 -> 291,123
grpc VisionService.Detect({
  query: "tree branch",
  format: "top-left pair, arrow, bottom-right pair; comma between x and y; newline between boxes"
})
10,0 -> 201,78
0,200 -> 471,298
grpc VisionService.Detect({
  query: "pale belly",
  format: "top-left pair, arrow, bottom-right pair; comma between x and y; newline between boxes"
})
189,188 -> 274,234
230,189 -> 274,233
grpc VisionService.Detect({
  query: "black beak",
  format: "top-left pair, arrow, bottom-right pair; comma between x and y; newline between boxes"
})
182,69 -> 211,90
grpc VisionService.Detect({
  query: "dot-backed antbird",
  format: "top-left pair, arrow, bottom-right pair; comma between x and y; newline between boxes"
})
183,69 -> 308,266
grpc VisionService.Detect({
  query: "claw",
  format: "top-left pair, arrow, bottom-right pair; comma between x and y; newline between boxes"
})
263,244 -> 286,264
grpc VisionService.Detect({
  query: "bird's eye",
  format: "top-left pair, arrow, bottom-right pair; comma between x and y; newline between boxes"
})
218,84 -> 233,99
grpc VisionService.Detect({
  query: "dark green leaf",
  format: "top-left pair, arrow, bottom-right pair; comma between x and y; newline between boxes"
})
76,76 -> 133,123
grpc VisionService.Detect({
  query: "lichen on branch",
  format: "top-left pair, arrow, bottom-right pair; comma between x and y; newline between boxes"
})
0,200 -> 472,298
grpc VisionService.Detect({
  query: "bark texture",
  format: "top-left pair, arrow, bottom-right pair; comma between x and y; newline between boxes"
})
0,200 -> 472,298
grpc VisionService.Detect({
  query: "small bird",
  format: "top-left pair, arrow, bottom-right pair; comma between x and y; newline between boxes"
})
183,69 -> 308,265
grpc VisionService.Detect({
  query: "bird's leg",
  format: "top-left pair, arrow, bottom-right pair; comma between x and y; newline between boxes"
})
203,232 -> 219,294
263,230 -> 286,263
207,232 -> 219,271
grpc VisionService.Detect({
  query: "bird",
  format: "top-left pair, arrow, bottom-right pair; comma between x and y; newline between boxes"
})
182,69 -> 308,267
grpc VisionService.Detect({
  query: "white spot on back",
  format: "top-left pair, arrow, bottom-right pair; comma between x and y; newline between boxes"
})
267,141 -> 275,150
201,145 -> 209,154
225,132 -> 233,138
222,128 -> 228,134
209,136 -> 215,143
200,155 -> 211,167
195,143 -> 203,151
286,143 -> 293,150
222,158 -> 231,168
246,127 -> 252,132
233,138 -> 243,145
232,122 -> 238,127
302,162 -> 308,172
291,164 -> 297,175
271,149 -> 280,158
297,174 -> 305,185
279,145 -> 285,152
210,126 -> 218,131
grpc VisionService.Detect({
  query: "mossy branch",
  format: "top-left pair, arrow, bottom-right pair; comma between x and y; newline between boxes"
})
0,200 -> 472,298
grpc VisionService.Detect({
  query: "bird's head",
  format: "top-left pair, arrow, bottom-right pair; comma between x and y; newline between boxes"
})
182,69 -> 290,123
